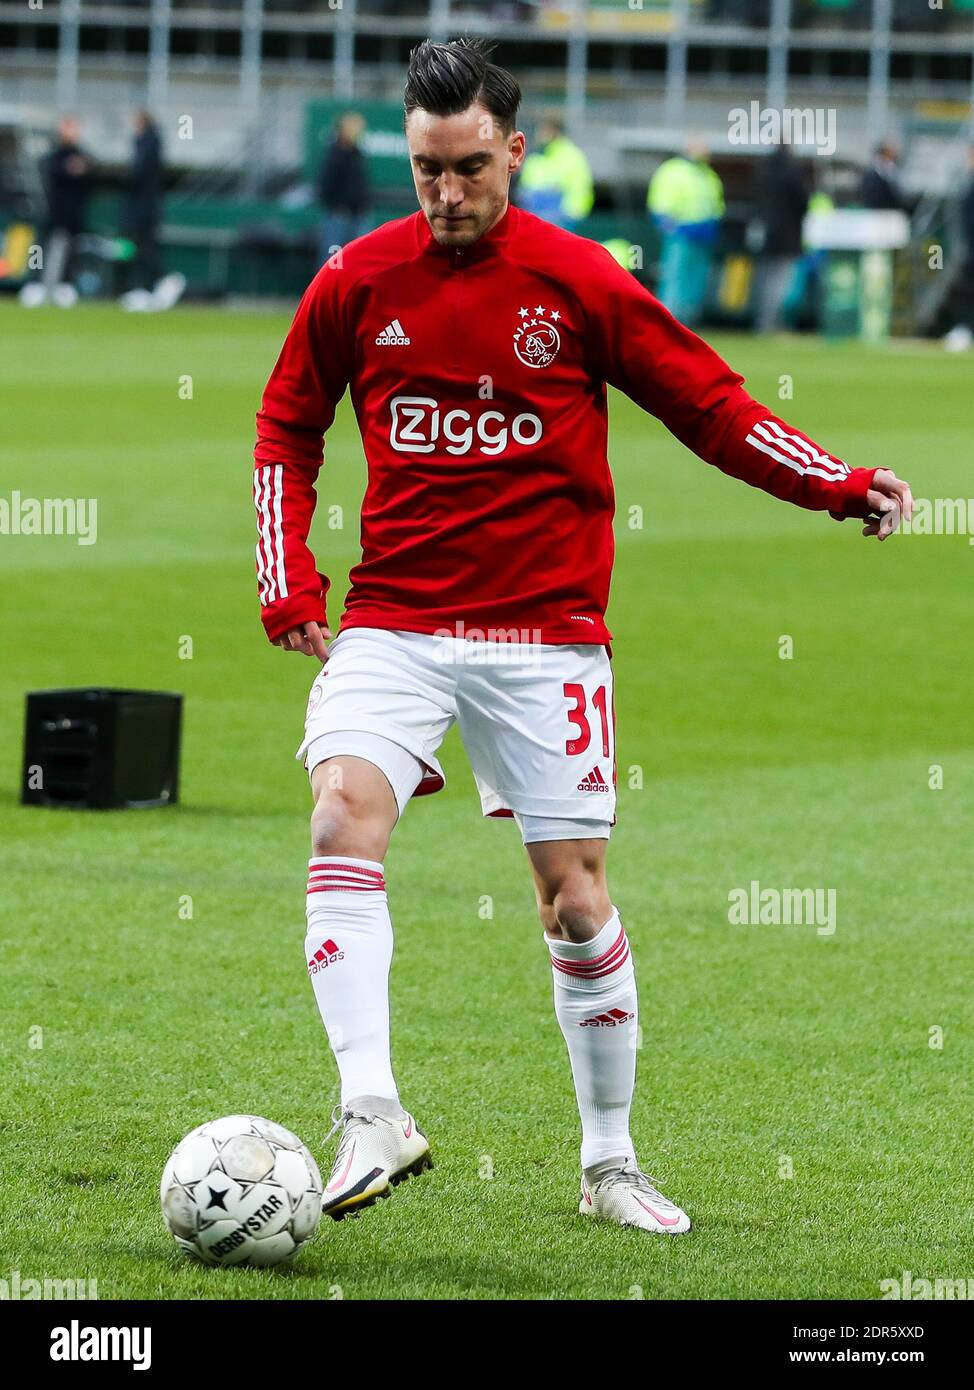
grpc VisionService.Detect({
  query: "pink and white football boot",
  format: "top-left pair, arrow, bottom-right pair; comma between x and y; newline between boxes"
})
321,1098 -> 431,1220
580,1157 -> 691,1235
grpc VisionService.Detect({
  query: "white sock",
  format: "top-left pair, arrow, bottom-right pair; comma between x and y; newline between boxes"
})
546,909 -> 638,1169
305,856 -> 399,1108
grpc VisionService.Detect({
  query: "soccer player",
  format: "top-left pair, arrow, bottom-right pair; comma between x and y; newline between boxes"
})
254,39 -> 913,1234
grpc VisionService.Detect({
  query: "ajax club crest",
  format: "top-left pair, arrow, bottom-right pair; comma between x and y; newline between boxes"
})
513,304 -> 562,369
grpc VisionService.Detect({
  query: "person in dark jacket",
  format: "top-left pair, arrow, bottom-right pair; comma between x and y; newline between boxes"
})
30,116 -> 94,305
859,142 -> 905,211
121,110 -> 163,290
317,113 -> 371,263
755,144 -> 808,332
118,111 -> 185,311
944,144 -> 974,350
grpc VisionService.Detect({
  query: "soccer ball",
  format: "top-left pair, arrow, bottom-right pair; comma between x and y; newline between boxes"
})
160,1115 -> 322,1267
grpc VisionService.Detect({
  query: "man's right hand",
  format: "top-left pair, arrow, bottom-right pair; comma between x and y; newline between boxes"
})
274,620 -> 331,661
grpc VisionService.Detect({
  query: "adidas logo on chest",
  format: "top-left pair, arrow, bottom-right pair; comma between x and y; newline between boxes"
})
376,318 -> 410,346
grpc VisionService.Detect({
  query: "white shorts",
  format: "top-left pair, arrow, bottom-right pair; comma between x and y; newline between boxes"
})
296,626 -> 616,836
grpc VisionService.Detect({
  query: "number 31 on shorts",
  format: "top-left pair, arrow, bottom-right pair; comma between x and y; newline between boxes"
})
563,682 -> 611,758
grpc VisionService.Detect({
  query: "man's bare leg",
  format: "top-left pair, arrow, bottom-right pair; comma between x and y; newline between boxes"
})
526,837 -> 612,943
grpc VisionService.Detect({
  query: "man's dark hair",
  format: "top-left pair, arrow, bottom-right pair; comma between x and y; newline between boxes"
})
404,38 -> 521,134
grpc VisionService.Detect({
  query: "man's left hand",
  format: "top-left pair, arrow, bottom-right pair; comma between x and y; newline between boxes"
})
861,467 -> 914,541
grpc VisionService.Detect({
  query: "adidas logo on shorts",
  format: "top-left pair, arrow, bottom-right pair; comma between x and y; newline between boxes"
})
577,767 -> 610,793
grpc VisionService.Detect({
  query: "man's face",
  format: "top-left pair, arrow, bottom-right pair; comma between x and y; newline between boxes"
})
406,102 -> 525,248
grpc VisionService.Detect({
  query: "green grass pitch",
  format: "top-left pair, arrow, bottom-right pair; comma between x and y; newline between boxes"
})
1,301 -> 971,1300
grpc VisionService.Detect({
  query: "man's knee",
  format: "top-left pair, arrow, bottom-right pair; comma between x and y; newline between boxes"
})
310,787 -> 388,860
528,839 -> 612,942
309,759 -> 395,861
540,871 -> 610,942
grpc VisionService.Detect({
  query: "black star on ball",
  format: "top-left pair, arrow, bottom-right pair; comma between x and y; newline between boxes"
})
206,1184 -> 230,1210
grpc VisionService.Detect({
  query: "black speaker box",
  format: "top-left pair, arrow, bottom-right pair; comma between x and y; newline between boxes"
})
21,688 -> 183,809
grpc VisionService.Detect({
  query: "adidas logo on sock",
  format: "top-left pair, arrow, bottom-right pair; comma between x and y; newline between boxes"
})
375,318 -> 410,346
307,938 -> 345,976
577,767 -> 610,793
578,1008 -> 634,1027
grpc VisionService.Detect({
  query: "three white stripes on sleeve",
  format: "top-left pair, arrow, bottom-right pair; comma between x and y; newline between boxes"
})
744,418 -> 849,484
255,463 -> 288,605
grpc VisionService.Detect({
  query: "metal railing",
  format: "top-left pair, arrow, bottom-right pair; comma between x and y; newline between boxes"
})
28,0 -> 973,150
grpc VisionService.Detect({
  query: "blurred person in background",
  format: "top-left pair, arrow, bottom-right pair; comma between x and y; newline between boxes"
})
754,144 -> 808,333
944,144 -> 974,352
317,112 -> 371,262
21,115 -> 94,307
784,177 -> 834,330
119,111 -> 185,312
647,139 -> 724,327
859,141 -> 905,211
518,117 -> 594,228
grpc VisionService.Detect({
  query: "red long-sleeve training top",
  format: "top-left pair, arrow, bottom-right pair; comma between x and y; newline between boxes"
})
254,202 -> 876,645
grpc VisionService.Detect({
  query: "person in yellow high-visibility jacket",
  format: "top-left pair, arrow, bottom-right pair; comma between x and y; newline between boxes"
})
647,140 -> 724,326
518,118 -> 594,229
